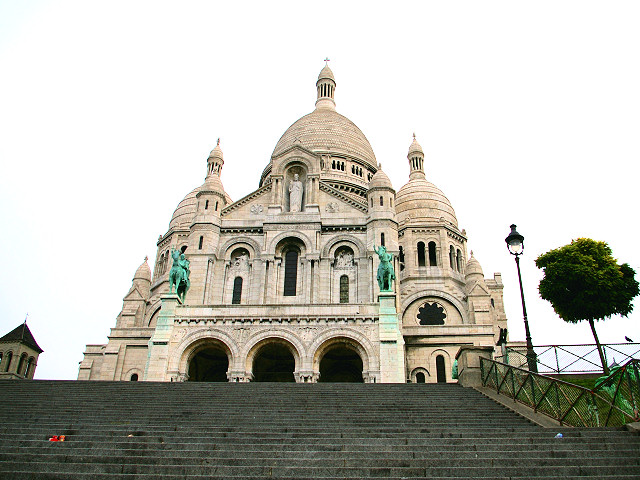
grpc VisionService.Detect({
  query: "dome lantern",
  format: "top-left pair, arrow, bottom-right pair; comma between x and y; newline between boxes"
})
315,60 -> 336,111
408,133 -> 425,180
207,138 -> 224,177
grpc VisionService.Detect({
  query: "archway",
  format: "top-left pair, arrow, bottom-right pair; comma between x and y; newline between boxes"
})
436,355 -> 446,383
252,343 -> 295,382
318,345 -> 364,383
188,345 -> 229,382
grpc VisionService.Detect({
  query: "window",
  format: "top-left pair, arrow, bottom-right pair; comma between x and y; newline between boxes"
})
130,373 -> 139,381
25,357 -> 33,378
416,372 -> 425,383
417,241 -> 426,267
215,201 -> 219,211
370,197 -> 373,207
399,246 -> 405,271
232,277 -> 243,304
181,245 -> 187,254
456,249 -> 462,272
198,236 -> 203,250
436,355 -> 446,383
283,250 -> 299,296
449,246 -> 455,269
205,200 -> 209,210
380,233 -> 385,247
339,275 -> 349,303
379,196 -> 383,206
4,352 -> 11,372
429,242 -> 437,266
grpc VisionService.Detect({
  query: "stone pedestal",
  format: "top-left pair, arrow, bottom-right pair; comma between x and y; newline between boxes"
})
144,293 -> 181,381
455,345 -> 494,388
378,292 -> 405,383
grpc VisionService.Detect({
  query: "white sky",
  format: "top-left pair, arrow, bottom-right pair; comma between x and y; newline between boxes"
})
1,1 -> 639,380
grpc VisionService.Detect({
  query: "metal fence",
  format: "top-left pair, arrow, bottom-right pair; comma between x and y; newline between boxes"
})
480,357 -> 640,427
496,343 -> 640,374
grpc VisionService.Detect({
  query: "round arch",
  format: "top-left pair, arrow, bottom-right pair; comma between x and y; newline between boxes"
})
244,336 -> 302,382
410,366 -> 430,383
430,349 -> 452,384
169,328 -> 240,377
309,329 -> 378,380
272,155 -> 317,177
267,231 -> 313,256
241,330 -> 305,374
219,236 -> 262,260
321,235 -> 366,259
401,290 -> 469,324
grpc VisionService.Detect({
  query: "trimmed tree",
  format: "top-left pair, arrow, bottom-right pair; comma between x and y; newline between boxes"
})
535,238 -> 639,375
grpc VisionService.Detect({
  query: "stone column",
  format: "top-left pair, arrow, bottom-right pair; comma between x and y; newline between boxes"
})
144,293 -> 180,381
455,345 -> 494,388
378,292 -> 405,383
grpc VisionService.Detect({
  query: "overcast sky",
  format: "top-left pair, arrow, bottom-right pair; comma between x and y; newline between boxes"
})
1,1 -> 639,380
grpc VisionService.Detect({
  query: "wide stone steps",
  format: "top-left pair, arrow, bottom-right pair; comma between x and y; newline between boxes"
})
1,381 -> 639,479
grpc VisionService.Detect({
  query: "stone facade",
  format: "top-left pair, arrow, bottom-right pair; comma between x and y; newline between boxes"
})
1,322 -> 43,380
79,65 -> 508,384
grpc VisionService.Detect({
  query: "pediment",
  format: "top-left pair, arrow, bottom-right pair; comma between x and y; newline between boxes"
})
221,183 -> 272,219
468,281 -> 490,296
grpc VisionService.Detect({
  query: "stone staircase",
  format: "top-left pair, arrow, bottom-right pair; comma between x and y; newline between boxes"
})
1,381 -> 639,479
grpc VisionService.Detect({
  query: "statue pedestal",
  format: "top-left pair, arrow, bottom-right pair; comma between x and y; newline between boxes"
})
144,293 -> 181,381
378,292 -> 405,383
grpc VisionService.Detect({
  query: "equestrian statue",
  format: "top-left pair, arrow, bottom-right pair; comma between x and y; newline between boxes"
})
374,244 -> 395,292
169,248 -> 191,302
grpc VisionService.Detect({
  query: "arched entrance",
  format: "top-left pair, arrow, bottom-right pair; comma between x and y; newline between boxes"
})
188,345 -> 229,382
252,343 -> 295,382
318,345 -> 364,383
436,355 -> 446,383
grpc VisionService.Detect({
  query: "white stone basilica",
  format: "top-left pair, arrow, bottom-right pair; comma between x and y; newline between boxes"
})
79,65 -> 508,384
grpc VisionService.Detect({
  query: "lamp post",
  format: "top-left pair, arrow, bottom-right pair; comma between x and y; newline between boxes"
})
505,224 -> 537,373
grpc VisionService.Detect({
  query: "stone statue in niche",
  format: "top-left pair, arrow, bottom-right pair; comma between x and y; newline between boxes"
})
335,250 -> 354,269
232,252 -> 249,270
289,174 -> 303,212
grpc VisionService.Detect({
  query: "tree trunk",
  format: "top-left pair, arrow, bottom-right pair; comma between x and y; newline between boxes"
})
589,319 -> 610,376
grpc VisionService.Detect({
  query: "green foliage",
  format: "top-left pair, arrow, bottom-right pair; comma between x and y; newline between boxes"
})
535,238 -> 639,323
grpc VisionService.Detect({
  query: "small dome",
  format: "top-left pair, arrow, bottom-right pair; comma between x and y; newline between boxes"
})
369,165 -> 393,190
168,187 -> 199,230
408,134 -> 423,156
465,252 -> 484,279
317,65 -> 335,82
396,177 -> 458,227
134,257 -> 151,282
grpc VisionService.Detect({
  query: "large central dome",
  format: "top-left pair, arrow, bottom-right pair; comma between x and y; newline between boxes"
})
272,109 -> 377,169
268,65 -> 377,177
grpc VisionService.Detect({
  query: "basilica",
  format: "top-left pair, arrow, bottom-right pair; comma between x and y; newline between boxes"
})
79,65 -> 508,383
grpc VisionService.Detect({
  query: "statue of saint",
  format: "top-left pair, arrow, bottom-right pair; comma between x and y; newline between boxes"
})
289,173 -> 303,212
374,245 -> 395,292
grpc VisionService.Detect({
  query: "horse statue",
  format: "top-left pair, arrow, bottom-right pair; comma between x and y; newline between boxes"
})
169,248 -> 191,302
374,245 -> 395,292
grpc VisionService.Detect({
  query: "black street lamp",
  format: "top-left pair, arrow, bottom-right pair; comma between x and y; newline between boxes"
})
505,224 -> 538,373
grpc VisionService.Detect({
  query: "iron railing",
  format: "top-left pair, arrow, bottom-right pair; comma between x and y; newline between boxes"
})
496,343 -> 640,374
480,356 -> 640,427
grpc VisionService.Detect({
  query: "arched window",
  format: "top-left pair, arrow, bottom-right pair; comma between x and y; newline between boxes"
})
283,249 -> 299,296
449,246 -> 455,269
370,197 -> 373,207
429,242 -> 437,266
181,245 -> 187,254
416,372 -> 426,383
4,352 -> 12,372
232,277 -> 243,304
380,233 -> 385,247
198,236 -> 204,250
130,373 -> 139,381
205,200 -> 209,210
417,241 -> 426,267
399,246 -> 405,271
379,196 -> 383,206
436,355 -> 446,383
456,249 -> 462,272
25,357 -> 33,378
17,354 -> 26,377
339,275 -> 349,303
